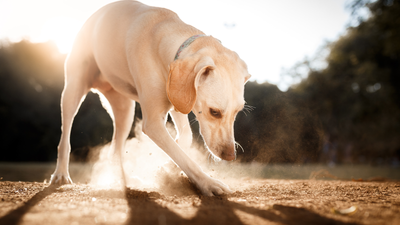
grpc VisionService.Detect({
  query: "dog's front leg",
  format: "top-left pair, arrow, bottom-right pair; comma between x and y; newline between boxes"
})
142,107 -> 232,196
169,110 -> 192,150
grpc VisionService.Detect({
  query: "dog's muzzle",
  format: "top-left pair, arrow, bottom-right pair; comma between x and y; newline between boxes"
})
220,144 -> 236,161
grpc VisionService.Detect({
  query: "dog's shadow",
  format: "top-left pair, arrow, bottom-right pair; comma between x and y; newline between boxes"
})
0,184 -> 359,225
0,184 -> 59,225
125,188 -> 359,225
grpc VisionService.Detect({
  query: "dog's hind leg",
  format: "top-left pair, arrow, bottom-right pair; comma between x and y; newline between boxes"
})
100,89 -> 135,186
50,49 -> 98,184
50,73 -> 90,185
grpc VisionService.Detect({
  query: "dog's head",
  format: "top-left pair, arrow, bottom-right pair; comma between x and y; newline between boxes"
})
167,43 -> 250,161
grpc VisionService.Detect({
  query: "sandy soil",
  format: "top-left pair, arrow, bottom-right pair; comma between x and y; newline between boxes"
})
0,178 -> 399,225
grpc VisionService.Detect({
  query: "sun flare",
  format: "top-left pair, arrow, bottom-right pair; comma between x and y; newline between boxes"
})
40,16 -> 82,54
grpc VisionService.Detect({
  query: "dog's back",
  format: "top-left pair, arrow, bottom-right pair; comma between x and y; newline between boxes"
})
66,1 -> 199,101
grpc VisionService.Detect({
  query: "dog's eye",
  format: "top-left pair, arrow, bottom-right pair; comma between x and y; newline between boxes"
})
209,108 -> 222,118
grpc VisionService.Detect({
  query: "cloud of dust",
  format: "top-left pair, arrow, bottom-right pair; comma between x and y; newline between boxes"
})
86,91 -> 326,195
87,120 -> 261,195
241,92 -> 324,165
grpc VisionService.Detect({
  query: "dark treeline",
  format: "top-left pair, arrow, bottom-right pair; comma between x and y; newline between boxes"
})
283,0 -> 400,165
0,0 -> 399,165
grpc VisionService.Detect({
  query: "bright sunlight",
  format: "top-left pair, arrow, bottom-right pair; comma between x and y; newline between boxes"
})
40,16 -> 82,54
0,0 -> 350,89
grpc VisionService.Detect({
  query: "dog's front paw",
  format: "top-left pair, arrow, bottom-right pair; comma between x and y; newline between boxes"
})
50,172 -> 73,185
197,176 -> 233,196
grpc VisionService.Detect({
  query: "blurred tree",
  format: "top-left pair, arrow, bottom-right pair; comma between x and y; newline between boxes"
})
0,40 -> 114,162
0,40 -> 64,161
235,81 -> 323,163
286,0 -> 400,163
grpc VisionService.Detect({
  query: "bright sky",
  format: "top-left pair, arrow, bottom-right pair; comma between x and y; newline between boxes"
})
0,0 -> 350,90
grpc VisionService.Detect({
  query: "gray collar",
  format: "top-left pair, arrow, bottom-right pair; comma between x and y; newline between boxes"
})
174,34 -> 206,60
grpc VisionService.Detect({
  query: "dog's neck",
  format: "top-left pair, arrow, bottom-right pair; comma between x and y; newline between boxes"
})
174,34 -> 207,60
156,30 -> 202,70
168,35 -> 223,63
158,28 -> 223,75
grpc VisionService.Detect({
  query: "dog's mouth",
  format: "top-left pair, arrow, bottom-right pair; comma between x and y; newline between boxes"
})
207,144 -> 236,161
220,152 -> 236,161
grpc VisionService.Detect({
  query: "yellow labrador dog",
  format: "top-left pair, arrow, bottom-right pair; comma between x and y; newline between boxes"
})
50,0 -> 250,196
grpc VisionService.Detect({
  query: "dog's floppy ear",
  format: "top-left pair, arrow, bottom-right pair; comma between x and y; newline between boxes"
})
167,56 -> 215,114
244,74 -> 251,84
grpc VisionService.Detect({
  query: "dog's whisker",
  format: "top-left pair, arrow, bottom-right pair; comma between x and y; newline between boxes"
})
244,104 -> 255,111
205,146 -> 222,165
240,104 -> 255,116
235,141 -> 245,153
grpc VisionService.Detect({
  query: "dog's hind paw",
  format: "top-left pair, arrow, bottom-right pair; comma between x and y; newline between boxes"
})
50,173 -> 73,185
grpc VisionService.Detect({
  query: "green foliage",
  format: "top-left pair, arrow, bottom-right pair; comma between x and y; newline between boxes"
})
288,0 -> 400,162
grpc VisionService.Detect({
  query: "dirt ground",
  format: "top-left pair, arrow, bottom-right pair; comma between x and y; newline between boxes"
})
0,178 -> 399,225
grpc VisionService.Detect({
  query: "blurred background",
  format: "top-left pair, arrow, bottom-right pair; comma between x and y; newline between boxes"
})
0,0 -> 399,180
